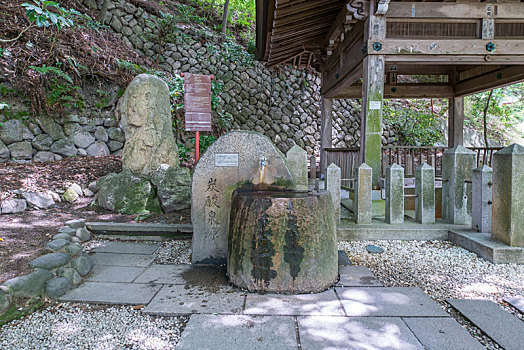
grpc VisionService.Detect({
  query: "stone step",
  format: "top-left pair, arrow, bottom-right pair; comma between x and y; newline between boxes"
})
504,298 -> 524,315
86,222 -> 193,239
448,299 -> 524,350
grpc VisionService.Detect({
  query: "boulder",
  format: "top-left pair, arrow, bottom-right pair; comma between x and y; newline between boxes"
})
71,253 -> 93,276
0,289 -> 8,313
32,134 -> 53,151
53,233 -> 72,241
75,227 -> 91,242
94,169 -> 161,214
50,139 -> 77,157
71,131 -> 95,149
58,226 -> 76,235
70,183 -> 83,196
29,253 -> 71,270
94,127 -> 109,142
107,140 -> 124,152
65,219 -> 86,229
45,239 -> 70,252
86,141 -> 110,156
36,117 -> 65,141
1,199 -> 27,214
63,187 -> 79,202
77,148 -> 87,156
45,277 -> 72,298
8,141 -> 33,160
56,267 -> 82,286
64,243 -> 83,257
120,74 -> 178,176
0,140 -> 9,162
21,191 -> 55,209
0,119 -> 33,145
2,269 -> 54,298
63,122 -> 82,136
33,151 -> 58,162
151,164 -> 191,212
107,127 -> 125,142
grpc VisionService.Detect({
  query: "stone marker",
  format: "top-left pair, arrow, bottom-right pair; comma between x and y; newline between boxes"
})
492,144 -> 524,247
385,163 -> 404,224
442,145 -> 476,224
309,155 -> 316,179
415,163 -> 435,224
191,131 -> 293,265
120,74 -> 179,176
326,163 -> 341,221
405,154 -> 413,176
472,165 -> 492,233
354,163 -> 372,224
286,145 -> 308,191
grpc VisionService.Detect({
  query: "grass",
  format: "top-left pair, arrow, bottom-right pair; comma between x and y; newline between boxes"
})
0,297 -> 46,327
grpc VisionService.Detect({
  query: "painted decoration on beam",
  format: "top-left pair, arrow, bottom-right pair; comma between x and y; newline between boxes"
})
184,73 -> 212,131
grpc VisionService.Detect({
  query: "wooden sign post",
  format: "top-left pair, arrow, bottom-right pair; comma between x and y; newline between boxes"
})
182,73 -> 213,162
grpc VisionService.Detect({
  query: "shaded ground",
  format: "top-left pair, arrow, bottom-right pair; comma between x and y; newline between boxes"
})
0,156 -> 190,284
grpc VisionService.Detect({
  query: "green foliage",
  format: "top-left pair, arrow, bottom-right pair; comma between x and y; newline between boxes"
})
383,99 -> 444,146
0,298 -> 44,327
177,142 -> 191,164
22,0 -> 81,30
465,83 -> 524,144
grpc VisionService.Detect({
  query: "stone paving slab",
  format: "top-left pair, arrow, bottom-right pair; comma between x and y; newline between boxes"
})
336,287 -> 448,317
92,242 -> 160,254
143,284 -> 245,316
177,314 -> 297,350
448,299 -> 524,350
403,317 -> 484,350
298,316 -> 423,350
91,253 -> 155,267
338,250 -> 351,266
336,265 -> 383,287
60,282 -> 161,305
134,264 -> 223,286
86,265 -> 145,283
244,289 -> 345,316
504,298 -> 524,315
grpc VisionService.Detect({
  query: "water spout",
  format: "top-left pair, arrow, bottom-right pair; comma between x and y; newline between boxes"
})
257,156 -> 267,184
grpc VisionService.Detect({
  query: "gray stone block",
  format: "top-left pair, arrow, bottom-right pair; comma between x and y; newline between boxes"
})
2,269 -> 54,298
299,316 -> 423,350
415,163 -> 435,224
442,146 -> 476,224
472,165 -> 492,232
21,191 -> 55,209
504,298 -> 524,315
65,219 -> 86,229
30,253 -> 71,270
75,227 -> 91,241
177,314 -> 297,350
93,241 -> 160,254
326,163 -> 341,221
0,289 -> 8,313
60,282 -> 161,305
45,239 -> 70,252
45,277 -> 73,298
244,289 -> 344,316
448,299 -> 524,350
337,287 -> 448,317
8,141 -> 33,160
0,199 -> 27,214
86,265 -> 145,283
286,145 -> 308,191
385,163 -> 404,224
337,265 -> 382,287
403,317 -> 483,350
354,163 -> 372,224
52,233 -> 72,241
91,252 -> 154,267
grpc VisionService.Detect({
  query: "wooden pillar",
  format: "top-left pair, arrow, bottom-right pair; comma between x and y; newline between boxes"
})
360,4 -> 385,188
448,95 -> 464,148
320,96 -> 333,176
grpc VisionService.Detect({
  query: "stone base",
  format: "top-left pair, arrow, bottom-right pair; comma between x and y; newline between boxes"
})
448,230 -> 524,264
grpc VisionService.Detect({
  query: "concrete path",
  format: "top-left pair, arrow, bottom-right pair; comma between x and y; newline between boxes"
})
60,242 -> 519,349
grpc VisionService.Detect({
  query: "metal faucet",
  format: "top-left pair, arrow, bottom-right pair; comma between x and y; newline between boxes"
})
259,156 -> 267,172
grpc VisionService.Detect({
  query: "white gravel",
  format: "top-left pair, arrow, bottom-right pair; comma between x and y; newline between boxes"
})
155,240 -> 192,265
0,303 -> 188,350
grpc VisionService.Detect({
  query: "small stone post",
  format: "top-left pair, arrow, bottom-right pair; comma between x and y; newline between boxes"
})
309,155 -> 316,179
354,163 -> 372,224
326,163 -> 341,221
472,165 -> 492,232
286,145 -> 308,191
491,144 -> 524,247
415,163 -> 435,224
385,163 -> 404,224
442,145 -> 476,224
405,154 -> 413,176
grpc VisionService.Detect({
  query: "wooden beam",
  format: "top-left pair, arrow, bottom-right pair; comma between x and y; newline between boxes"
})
385,55 -> 524,64
386,3 -> 524,19
335,84 -> 454,99
320,96 -> 333,175
369,39 -> 524,56
454,65 -> 524,96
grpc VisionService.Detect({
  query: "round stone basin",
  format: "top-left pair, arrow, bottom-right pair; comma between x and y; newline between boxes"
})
227,188 -> 338,294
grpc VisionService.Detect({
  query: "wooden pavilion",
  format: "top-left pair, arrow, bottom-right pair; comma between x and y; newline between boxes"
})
255,0 -> 524,187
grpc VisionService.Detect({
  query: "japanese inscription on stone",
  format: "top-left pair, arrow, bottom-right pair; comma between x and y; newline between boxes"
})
204,177 -> 220,239
184,73 -> 212,131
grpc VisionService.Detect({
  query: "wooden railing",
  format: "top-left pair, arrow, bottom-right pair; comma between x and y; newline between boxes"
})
324,146 -> 504,183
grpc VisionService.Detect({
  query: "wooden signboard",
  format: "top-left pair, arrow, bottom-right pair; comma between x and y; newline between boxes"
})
184,73 -> 212,132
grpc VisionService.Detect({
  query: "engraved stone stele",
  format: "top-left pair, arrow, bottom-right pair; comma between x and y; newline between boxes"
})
227,190 -> 337,293
326,163 -> 341,221
286,145 -> 308,191
472,165 -> 492,233
191,131 -> 294,265
442,145 -> 476,224
354,163 -> 372,225
120,74 -> 179,176
491,144 -> 524,247
385,163 -> 404,224
415,163 -> 435,224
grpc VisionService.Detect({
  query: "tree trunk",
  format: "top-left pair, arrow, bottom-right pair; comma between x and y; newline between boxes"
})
483,90 -> 494,147
222,0 -> 230,36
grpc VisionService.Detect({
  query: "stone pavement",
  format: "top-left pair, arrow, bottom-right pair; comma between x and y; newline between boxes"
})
60,242 -> 523,349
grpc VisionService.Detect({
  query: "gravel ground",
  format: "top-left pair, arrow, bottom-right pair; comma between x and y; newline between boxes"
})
155,240 -> 192,265
0,303 -> 188,350
339,240 -> 524,349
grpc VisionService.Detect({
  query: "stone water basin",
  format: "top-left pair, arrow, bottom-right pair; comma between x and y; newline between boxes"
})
227,187 -> 338,294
